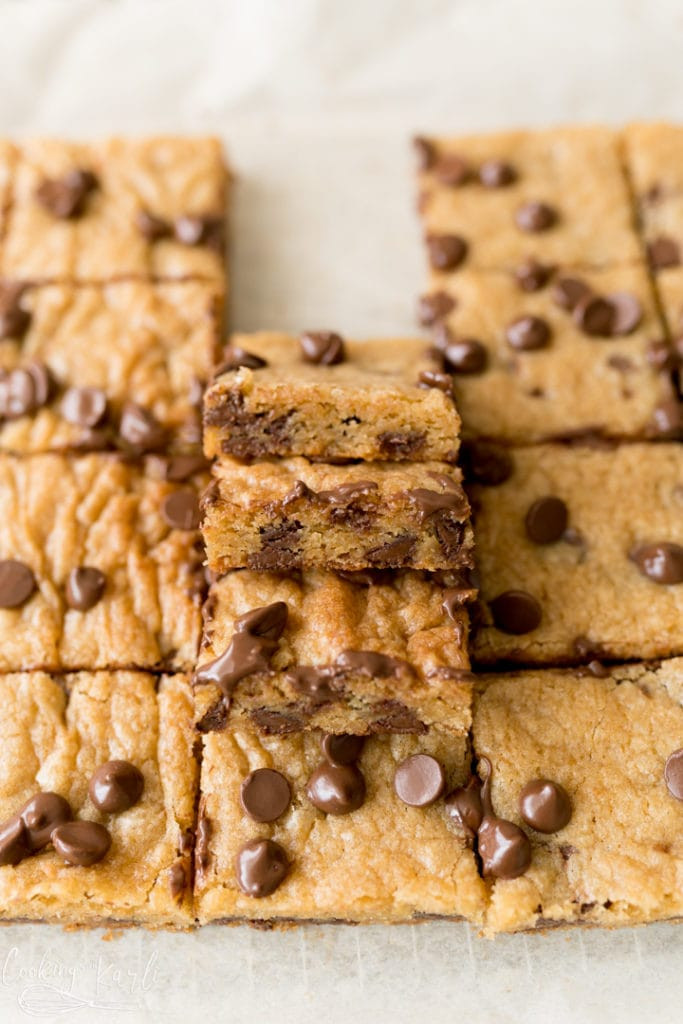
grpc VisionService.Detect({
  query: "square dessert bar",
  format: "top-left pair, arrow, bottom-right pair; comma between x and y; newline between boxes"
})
0,279 -> 222,454
194,701 -> 485,925
416,126 -> 641,273
419,262 -> 678,443
468,443 -> 683,665
472,659 -> 683,934
0,671 -> 196,926
0,453 -> 207,672
203,332 -> 462,463
201,456 -> 474,573
194,568 -> 472,732
0,137 -> 228,283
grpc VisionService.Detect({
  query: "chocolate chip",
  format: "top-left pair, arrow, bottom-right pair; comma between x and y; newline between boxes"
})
0,284 -> 31,340
477,757 -> 531,879
300,331 -> 346,366
19,792 -> 72,851
35,169 -> 98,219
490,590 -> 542,634
442,587 -> 470,620
434,154 -> 470,187
479,160 -> 516,188
162,453 -> 210,482
162,490 -> 200,530
51,820 -> 112,866
519,779 -> 572,833
394,754 -> 445,807
335,650 -> 407,678
413,136 -> 437,171
306,761 -> 366,815
647,340 -> 676,372
441,334 -> 488,374
417,291 -> 456,326
525,496 -> 568,544
551,276 -> 591,311
0,816 -> 30,866
515,201 -> 557,232
629,542 -> 683,584
240,768 -> 291,823
0,362 -> 53,419
235,838 -> 289,898
321,733 -> 365,766
664,748 -> 683,800
377,431 -> 425,459
608,292 -> 642,336
573,295 -> 615,336
444,775 -> 483,839
418,369 -> 453,391
365,534 -> 417,566
426,234 -> 468,271
136,209 -> 171,241
650,399 -> 682,438
514,259 -> 554,293
193,601 -> 288,697
118,402 -> 166,453
647,236 -> 680,270
59,386 -> 108,428
87,760 -> 143,815
217,346 -> 267,373
65,566 -> 106,611
174,215 -> 223,250
238,601 -> 289,640
586,659 -> 610,678
459,440 -> 512,485
505,316 -> 551,351
0,560 -> 36,608
406,486 -> 467,522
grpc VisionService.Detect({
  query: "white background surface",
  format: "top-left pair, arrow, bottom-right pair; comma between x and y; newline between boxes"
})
0,1 -> 682,1021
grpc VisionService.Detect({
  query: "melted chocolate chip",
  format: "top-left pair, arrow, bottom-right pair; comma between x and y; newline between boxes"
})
235,838 -> 289,898
316,480 -> 378,503
0,362 -> 53,419
0,816 -> 30,866
193,601 -> 288,697
460,441 -> 513,486
505,315 -> 551,351
664,748 -> 683,800
335,650 -> 407,678
35,169 -> 98,219
418,369 -> 453,391
65,566 -> 106,611
60,387 -> 108,428
377,431 -> 425,459
608,292 -> 642,336
573,294 -> 615,336
218,346 -> 267,373
306,761 -> 366,815
647,237 -> 680,270
427,234 -> 468,271
240,768 -> 291,822
51,820 -> 112,866
441,335 -> 488,374
525,496 -> 568,544
629,542 -> 683,584
286,665 -> 337,704
490,590 -> 542,634
479,160 -> 516,188
0,560 -> 36,609
19,792 -> 72,851
477,757 -> 531,879
135,209 -> 171,241
442,587 -> 470,620
406,487 -> 467,522
551,276 -> 591,312
169,860 -> 188,902
444,775 -> 483,839
89,760 -> 144,813
174,215 -> 223,250
515,201 -> 557,233
394,754 -> 445,807
417,291 -> 456,326
514,259 -> 554,293
300,331 -> 346,366
519,778 -> 572,833
118,402 -> 166,453
162,489 -> 200,530
0,284 -> 31,340
321,733 -> 365,765
650,399 -> 682,438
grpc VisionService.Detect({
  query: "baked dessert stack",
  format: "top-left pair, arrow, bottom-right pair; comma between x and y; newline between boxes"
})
0,137 -> 228,925
415,124 -> 683,933
194,329 -> 483,922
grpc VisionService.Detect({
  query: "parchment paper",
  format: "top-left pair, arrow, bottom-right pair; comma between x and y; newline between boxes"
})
0,1 -> 682,1020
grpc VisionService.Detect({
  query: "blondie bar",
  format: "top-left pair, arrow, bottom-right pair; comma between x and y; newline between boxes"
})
0,671 -> 196,926
469,443 -> 683,665
472,659 -> 683,934
203,332 -> 461,463
201,457 -> 474,573
0,280 -> 221,454
0,453 -> 206,671
0,137 -> 228,283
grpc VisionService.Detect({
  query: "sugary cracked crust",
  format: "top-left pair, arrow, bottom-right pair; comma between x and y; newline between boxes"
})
0,453 -> 206,671
201,456 -> 474,573
471,443 -> 683,665
417,126 -> 641,271
203,332 -> 461,463
421,263 -> 676,442
0,671 -> 196,927
0,280 -> 222,454
0,137 -> 228,283
195,725 -> 485,925
473,659 -> 683,934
